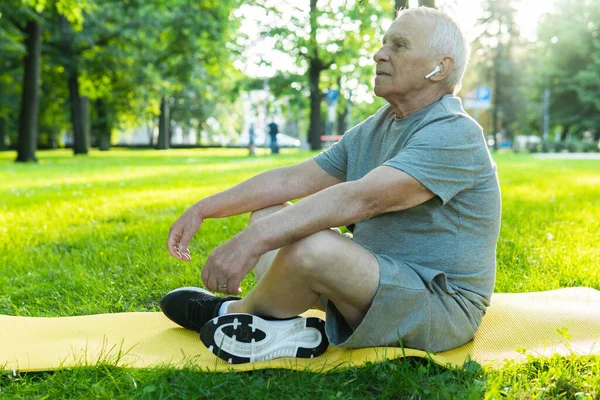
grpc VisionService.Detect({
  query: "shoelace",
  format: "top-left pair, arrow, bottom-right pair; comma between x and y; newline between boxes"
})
186,296 -> 214,330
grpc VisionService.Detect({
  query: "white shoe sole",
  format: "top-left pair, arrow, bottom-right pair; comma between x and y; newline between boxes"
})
200,313 -> 329,364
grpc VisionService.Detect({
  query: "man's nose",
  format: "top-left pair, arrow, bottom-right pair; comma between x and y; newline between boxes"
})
373,47 -> 389,63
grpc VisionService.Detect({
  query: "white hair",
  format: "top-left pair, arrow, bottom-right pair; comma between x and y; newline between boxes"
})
397,7 -> 470,94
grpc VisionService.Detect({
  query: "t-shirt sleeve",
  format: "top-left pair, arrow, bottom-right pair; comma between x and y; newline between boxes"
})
313,111 -> 381,181
313,132 -> 350,182
383,115 -> 482,205
313,140 -> 347,181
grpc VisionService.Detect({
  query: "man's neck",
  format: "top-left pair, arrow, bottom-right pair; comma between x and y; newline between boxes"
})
386,87 -> 451,119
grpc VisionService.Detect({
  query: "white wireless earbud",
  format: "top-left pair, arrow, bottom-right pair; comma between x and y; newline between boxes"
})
424,65 -> 441,79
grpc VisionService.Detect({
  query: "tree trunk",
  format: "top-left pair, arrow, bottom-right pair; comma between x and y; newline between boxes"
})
16,20 -> 42,163
395,0 -> 409,16
157,96 -> 170,150
337,107 -> 347,136
147,123 -> 155,146
48,128 -> 58,149
560,125 -> 570,142
491,43 -> 503,151
0,118 -> 7,151
80,96 -> 91,152
95,99 -> 111,151
491,102 -> 499,151
60,15 -> 87,155
68,70 -> 85,154
418,0 -> 435,7
308,0 -> 323,151
195,120 -> 203,146
308,63 -> 323,151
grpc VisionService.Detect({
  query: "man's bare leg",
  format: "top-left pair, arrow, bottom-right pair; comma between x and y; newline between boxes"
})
249,203 -> 327,311
229,213 -> 379,328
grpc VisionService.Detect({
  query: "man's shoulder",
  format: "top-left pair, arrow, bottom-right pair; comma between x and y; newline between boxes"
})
363,104 -> 395,127
342,104 -> 395,140
415,95 -> 483,138
422,94 -> 472,120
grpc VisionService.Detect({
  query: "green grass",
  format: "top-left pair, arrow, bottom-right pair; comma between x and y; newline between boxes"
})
1,148 -> 599,399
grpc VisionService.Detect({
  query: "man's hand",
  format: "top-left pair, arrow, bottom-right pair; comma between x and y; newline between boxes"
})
201,231 -> 262,295
167,205 -> 204,262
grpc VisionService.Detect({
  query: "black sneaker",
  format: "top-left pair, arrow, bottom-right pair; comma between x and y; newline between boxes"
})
200,313 -> 329,364
160,287 -> 240,332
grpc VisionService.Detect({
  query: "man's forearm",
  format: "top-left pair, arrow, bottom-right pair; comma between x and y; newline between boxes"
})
247,180 -> 375,254
194,160 -> 340,220
194,167 -> 293,219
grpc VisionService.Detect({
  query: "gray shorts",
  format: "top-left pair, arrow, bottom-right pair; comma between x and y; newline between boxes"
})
324,250 -> 486,352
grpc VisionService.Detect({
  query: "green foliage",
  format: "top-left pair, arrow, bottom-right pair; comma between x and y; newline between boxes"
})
3,0 -> 600,154
536,0 -> 600,136
0,2 -> 28,126
240,0 -> 389,138
462,0 -> 600,141
470,0 -> 527,139
0,0 -> 240,151
67,0 -> 240,136
485,354 -> 600,398
0,149 -> 599,398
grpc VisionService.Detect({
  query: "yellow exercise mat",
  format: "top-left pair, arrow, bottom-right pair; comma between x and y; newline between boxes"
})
1,288 -> 599,373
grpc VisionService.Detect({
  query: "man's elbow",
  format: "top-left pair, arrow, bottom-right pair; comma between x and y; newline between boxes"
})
362,197 -> 382,221
351,181 -> 422,219
349,182 -> 383,221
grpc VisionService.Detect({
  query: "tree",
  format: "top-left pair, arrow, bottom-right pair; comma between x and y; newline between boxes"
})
93,99 -> 110,151
394,0 -> 409,12
473,0 -> 524,149
393,0 -> 435,17
78,0 -> 239,150
249,0 -> 388,150
156,97 -> 170,149
1,0 -> 90,161
2,0 -> 239,159
0,8 -> 25,151
418,0 -> 435,8
58,15 -> 88,154
536,0 -> 600,139
15,19 -> 42,162
1,3 -> 45,161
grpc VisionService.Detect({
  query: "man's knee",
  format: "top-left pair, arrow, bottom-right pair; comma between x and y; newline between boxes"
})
249,202 -> 292,224
278,230 -> 340,278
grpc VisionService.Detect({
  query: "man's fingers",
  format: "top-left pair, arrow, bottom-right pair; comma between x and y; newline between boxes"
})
166,232 -> 184,260
216,280 -> 241,295
219,276 -> 242,295
204,272 -> 241,295
166,226 -> 194,262
228,283 -> 243,295
201,268 -> 211,290
178,233 -> 193,261
178,245 -> 191,262
202,250 -> 247,294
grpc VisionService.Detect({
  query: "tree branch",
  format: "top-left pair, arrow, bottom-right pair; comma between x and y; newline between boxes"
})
0,9 -> 27,33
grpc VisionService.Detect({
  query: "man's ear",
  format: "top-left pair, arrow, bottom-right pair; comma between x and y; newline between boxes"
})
428,56 -> 454,82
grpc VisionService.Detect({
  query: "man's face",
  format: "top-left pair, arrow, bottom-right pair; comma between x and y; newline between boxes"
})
373,14 -> 435,101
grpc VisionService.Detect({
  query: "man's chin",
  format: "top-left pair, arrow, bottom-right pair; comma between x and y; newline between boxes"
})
373,87 -> 386,98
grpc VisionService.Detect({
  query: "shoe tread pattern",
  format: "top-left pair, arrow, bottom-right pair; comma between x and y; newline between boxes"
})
200,313 -> 328,364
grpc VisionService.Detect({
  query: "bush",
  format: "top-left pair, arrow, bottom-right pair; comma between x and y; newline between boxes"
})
582,141 -> 599,153
529,139 -> 599,153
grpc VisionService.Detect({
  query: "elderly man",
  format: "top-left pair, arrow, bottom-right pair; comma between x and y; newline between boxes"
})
160,7 -> 501,364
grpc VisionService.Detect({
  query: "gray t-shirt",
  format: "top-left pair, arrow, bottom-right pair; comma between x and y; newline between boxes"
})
314,94 -> 501,311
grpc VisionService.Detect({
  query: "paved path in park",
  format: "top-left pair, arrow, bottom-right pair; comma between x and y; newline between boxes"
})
534,153 -> 600,160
